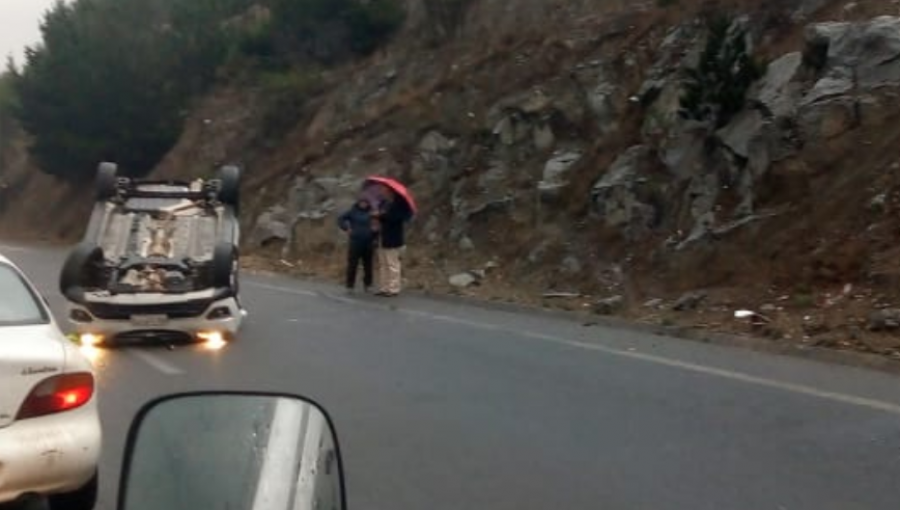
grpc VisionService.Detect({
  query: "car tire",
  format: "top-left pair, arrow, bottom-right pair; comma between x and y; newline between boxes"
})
60,243 -> 105,301
47,472 -> 98,510
216,165 -> 241,213
96,162 -> 119,201
231,260 -> 241,296
212,243 -> 237,291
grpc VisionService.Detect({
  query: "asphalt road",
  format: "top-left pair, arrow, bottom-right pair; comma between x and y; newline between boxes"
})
3,243 -> 900,510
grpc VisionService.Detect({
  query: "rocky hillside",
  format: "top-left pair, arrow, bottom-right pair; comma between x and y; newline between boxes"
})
4,0 -> 900,359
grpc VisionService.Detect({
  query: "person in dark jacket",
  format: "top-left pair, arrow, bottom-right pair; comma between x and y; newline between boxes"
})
337,197 -> 377,292
372,188 -> 411,296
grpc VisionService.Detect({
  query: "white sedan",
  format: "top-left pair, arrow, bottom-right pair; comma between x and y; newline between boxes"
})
0,253 -> 102,509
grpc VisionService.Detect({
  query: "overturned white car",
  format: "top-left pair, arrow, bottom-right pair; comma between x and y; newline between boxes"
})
60,162 -> 245,345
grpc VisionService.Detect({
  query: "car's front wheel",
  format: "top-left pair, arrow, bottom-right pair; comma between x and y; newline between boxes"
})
48,472 -> 98,510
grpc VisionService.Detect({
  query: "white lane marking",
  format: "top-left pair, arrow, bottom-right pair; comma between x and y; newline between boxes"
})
406,313 -> 900,416
0,245 -> 34,253
520,331 -> 900,416
405,309 -> 504,330
245,281 -> 317,296
252,399 -> 307,510
249,281 -> 900,415
293,407 -> 326,510
130,350 -> 184,375
323,294 -> 357,305
287,318 -> 317,324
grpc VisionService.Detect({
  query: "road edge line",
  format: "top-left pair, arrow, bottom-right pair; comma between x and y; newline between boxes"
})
244,269 -> 900,377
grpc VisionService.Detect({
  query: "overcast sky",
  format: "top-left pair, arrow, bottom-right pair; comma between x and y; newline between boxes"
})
0,0 -> 62,65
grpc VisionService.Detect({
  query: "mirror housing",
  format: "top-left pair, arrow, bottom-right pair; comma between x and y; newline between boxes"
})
117,392 -> 345,510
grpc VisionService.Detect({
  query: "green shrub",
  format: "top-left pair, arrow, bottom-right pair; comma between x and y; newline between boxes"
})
264,0 -> 405,62
345,0 -> 406,54
422,0 -> 474,42
679,14 -> 765,128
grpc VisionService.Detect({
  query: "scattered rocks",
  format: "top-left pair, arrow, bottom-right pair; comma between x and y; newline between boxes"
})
449,272 -> 479,288
560,256 -> 582,275
594,295 -> 625,315
584,66 -> 619,133
868,308 -> 900,331
414,130 -> 460,187
591,145 -> 658,237
643,298 -> 664,309
810,332 -> 844,348
869,193 -> 887,212
419,130 -> 454,155
751,52 -> 804,118
716,109 -> 767,160
533,123 -> 556,151
791,0 -> 830,21
673,291 -> 707,312
759,325 -> 786,340
805,17 -> 900,89
797,96 -> 857,140
538,151 -> 582,200
527,239 -> 553,264
797,17 -> 900,139
802,316 -> 830,336
543,151 -> 581,182
493,113 -> 534,146
543,291 -> 582,299
250,206 -> 291,248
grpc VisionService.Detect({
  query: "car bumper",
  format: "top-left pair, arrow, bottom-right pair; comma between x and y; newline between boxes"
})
66,296 -> 243,342
0,401 -> 101,503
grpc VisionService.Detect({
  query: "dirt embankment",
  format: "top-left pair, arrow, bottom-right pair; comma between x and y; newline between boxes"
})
0,129 -> 91,243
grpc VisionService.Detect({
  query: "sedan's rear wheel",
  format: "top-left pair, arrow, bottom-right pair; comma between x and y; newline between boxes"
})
47,472 -> 98,510
216,164 -> 241,214
96,162 -> 118,201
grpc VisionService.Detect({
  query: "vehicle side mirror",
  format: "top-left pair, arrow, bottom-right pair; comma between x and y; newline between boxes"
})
117,392 -> 345,510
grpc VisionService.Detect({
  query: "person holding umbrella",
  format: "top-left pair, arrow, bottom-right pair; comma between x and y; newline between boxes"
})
365,177 -> 416,297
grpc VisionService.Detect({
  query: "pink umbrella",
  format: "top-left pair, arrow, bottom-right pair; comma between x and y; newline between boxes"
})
364,176 -> 418,214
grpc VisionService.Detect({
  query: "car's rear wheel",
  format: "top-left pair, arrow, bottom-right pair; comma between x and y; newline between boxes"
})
96,162 -> 119,200
216,165 -> 241,213
47,472 -> 98,510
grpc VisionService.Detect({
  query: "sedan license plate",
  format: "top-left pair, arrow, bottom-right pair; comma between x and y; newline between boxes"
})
131,314 -> 168,327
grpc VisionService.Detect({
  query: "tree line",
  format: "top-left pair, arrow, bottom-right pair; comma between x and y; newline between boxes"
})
3,0 -> 405,181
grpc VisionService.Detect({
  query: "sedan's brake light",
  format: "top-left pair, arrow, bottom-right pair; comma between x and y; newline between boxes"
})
16,372 -> 95,420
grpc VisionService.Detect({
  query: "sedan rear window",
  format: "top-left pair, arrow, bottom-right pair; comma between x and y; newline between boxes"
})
0,264 -> 50,326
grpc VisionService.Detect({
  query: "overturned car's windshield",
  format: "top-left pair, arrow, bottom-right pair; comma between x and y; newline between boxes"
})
0,264 -> 49,326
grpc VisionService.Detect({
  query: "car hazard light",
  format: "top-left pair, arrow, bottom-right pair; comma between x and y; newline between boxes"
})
16,372 -> 95,420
